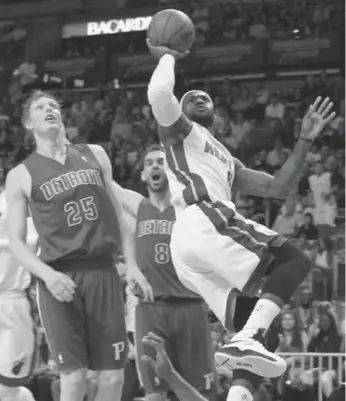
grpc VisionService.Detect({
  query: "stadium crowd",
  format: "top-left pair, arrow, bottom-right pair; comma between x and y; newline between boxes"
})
0,0 -> 344,401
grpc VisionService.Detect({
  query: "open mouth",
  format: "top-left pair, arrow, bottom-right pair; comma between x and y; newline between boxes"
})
152,174 -> 161,182
45,115 -> 56,122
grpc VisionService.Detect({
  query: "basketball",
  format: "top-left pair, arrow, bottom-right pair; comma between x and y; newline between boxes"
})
147,9 -> 195,53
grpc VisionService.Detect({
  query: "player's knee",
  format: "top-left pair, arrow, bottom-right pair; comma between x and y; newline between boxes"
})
60,368 -> 88,396
98,369 -> 124,390
281,241 -> 312,273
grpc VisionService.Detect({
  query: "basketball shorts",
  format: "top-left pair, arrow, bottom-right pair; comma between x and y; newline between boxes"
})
0,292 -> 36,386
170,200 -> 285,325
135,300 -> 217,397
37,266 -> 128,373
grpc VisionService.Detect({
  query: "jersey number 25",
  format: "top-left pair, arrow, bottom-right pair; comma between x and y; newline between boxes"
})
64,196 -> 99,227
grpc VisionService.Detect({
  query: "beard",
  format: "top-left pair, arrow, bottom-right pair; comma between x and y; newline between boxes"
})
147,179 -> 168,193
190,111 -> 215,129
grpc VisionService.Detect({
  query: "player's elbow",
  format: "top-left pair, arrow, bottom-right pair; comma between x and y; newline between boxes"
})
9,235 -> 26,256
147,81 -> 172,106
147,86 -> 182,127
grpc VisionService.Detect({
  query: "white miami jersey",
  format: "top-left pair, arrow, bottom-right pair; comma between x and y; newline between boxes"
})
0,217 -> 37,292
164,122 -> 235,211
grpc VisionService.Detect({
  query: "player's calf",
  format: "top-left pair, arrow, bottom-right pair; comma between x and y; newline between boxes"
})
93,369 -> 124,401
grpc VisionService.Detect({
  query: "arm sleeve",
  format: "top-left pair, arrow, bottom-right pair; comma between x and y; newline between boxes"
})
147,54 -> 182,127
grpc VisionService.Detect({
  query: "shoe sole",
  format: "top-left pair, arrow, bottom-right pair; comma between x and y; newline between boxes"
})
214,350 -> 286,378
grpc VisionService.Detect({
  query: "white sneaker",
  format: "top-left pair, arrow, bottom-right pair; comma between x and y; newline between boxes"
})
215,329 -> 286,378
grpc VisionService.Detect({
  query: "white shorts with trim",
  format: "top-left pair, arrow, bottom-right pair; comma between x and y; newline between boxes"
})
0,292 -> 35,384
170,201 -> 278,324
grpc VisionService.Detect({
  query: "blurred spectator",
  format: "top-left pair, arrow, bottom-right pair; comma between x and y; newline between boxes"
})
277,310 -> 309,353
307,306 -> 342,355
296,289 -> 316,335
313,237 -> 335,300
250,150 -> 271,173
306,144 -> 323,164
210,323 -> 223,352
227,112 -> 252,150
272,198 -> 301,237
296,213 -> 319,240
308,161 -> 336,228
249,16 -> 268,39
266,139 -> 290,170
265,94 -> 286,120
325,156 -> 345,207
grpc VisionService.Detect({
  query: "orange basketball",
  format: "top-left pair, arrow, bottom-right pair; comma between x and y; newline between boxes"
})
147,9 -> 195,52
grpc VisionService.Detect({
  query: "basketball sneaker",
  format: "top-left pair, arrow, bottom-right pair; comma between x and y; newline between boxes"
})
214,328 -> 286,378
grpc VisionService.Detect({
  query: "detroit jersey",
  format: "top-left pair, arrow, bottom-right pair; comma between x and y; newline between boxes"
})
164,122 -> 235,211
0,217 -> 37,292
22,144 -> 119,270
135,199 -> 199,299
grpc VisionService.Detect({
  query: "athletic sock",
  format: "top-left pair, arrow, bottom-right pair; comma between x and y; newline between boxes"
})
242,298 -> 281,332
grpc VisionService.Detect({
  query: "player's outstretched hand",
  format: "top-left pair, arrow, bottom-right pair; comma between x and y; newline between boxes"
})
146,39 -> 190,60
127,266 -> 154,301
300,96 -> 335,142
141,332 -> 175,379
44,271 -> 76,302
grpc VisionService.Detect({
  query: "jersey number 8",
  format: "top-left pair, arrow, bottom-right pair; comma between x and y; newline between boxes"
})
154,243 -> 170,264
64,196 -> 99,227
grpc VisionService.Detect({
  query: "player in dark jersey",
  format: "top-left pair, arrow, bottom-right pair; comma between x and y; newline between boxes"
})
5,90 -> 152,401
112,145 -> 218,401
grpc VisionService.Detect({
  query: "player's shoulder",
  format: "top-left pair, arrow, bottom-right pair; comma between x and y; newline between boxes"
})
137,197 -> 151,211
85,144 -> 111,173
6,164 -> 31,190
86,143 -> 108,163
86,143 -> 106,154
5,163 -> 32,198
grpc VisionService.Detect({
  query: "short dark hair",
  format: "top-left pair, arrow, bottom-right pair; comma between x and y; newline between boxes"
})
21,90 -> 61,128
141,144 -> 164,169
143,144 -> 164,158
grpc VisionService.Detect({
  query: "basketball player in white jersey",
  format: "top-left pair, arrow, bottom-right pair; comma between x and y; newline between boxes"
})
145,41 -> 335,401
0,192 -> 37,401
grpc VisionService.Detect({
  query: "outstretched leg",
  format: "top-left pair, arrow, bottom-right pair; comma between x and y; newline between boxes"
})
216,241 -> 311,377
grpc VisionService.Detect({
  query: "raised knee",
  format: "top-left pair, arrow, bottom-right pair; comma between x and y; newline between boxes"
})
98,369 -> 124,389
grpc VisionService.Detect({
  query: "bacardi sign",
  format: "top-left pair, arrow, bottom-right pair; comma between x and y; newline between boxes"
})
87,16 -> 152,36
